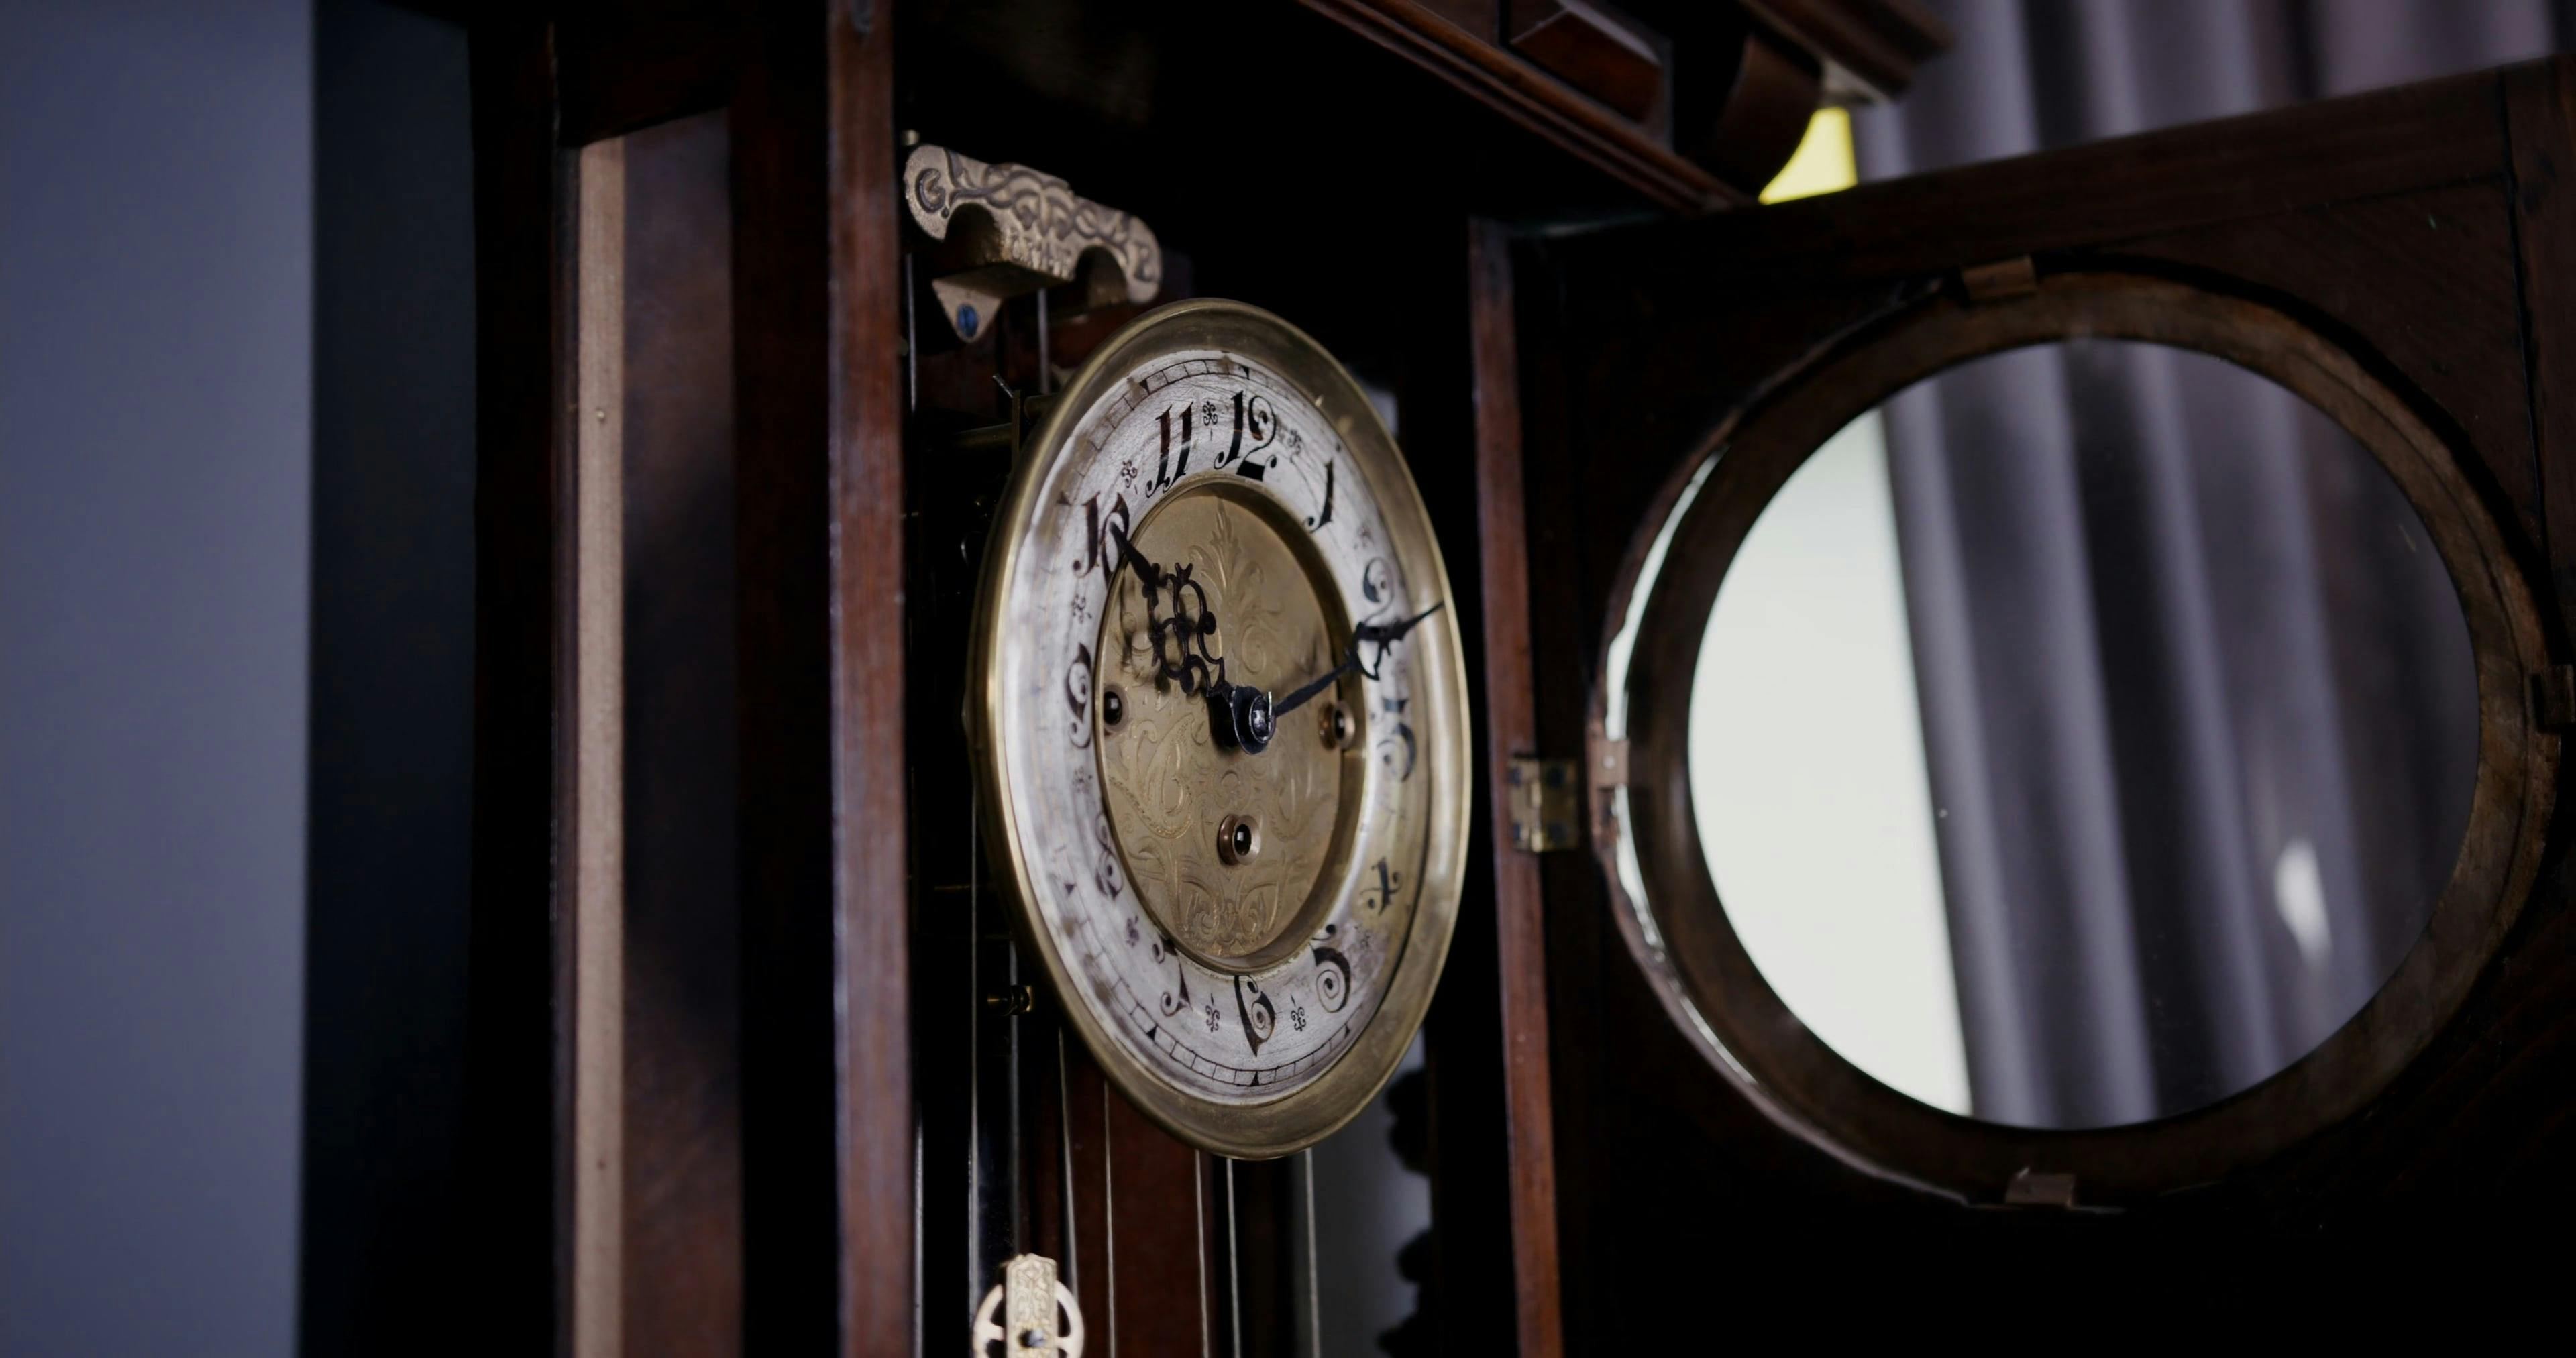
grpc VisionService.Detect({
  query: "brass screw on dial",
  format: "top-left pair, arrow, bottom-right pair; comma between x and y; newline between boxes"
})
1217,813 -> 1260,866
1324,701 -> 1356,750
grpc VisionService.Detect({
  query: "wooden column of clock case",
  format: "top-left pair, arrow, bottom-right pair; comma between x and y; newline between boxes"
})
463,8 -> 908,1352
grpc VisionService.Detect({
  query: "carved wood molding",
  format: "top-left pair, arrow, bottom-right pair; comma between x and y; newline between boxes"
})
1303,0 -> 1949,213
1741,0 -> 1951,103
1301,0 -> 1739,213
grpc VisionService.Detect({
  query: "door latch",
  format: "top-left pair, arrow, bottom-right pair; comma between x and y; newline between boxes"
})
971,1253 -> 1084,1356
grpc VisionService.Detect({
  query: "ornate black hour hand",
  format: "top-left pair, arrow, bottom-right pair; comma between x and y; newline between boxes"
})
1110,524 -> 1225,698
1106,522 -> 1160,591
1108,524 -> 1273,752
1270,602 -> 1445,722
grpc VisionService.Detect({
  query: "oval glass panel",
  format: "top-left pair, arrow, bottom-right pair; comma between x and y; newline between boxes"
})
1690,339 -> 2480,1130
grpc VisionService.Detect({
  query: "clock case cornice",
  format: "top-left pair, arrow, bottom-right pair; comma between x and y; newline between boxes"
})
502,0 -> 1947,223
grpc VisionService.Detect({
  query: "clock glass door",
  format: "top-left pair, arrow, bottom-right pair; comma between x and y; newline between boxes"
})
1515,60 -> 2572,1332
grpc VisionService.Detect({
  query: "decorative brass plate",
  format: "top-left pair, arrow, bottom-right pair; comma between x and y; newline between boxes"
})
900,144 -> 1161,343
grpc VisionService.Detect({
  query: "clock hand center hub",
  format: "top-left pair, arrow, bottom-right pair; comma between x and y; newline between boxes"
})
1210,682 -> 1276,754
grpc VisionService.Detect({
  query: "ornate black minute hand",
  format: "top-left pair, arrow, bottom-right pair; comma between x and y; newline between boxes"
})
1108,522 -> 1158,585
1270,602 -> 1446,722
1352,601 -> 1446,673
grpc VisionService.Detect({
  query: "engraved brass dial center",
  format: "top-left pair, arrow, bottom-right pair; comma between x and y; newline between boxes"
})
1095,483 -> 1361,972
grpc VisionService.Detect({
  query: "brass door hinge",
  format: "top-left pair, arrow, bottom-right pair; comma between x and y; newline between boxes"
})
1507,756 -> 1582,853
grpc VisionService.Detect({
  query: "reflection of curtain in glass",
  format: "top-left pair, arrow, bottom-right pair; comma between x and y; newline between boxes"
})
1879,350 -> 2157,1127
1858,0 -> 2531,1125
1880,343 -> 2477,1127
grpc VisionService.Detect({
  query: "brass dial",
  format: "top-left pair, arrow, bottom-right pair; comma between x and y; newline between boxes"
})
968,300 -> 1470,1157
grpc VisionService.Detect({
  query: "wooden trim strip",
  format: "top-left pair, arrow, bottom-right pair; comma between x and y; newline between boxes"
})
826,5 -> 913,1353
1299,0 -> 1735,214
2505,56 -> 2576,646
570,135 -> 626,1358
1739,0 -> 1950,101
1467,218 -> 1564,1357
1572,65 -> 2516,289
728,1 -> 908,1348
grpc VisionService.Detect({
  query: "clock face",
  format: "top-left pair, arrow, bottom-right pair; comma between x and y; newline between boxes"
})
971,300 -> 1470,1157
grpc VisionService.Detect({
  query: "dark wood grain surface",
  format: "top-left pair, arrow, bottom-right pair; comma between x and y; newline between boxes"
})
1303,0 -> 1947,209
2121,184 -> 2540,548
1741,0 -> 1947,99
1683,26 -> 1821,193
826,7 -> 914,1353
2508,59 -> 2576,646
1466,219 -> 1563,1358
1568,64 -> 2512,291
728,1 -> 912,1349
615,108 -> 743,1357
1506,0 -> 1666,125
1302,0 -> 1734,213
1106,1081 -> 1213,1356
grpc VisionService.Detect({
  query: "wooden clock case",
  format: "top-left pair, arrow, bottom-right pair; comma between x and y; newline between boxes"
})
453,1 -> 2576,1353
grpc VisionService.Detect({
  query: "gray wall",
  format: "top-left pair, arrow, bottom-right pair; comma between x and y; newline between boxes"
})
2,1 -> 313,1352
